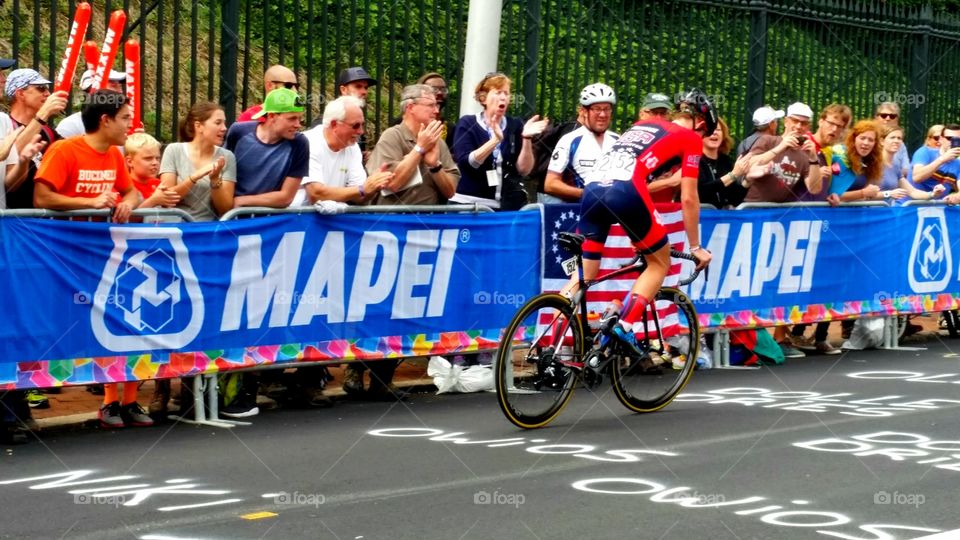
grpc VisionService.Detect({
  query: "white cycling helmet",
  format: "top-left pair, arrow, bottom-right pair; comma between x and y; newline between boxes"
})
579,83 -> 616,106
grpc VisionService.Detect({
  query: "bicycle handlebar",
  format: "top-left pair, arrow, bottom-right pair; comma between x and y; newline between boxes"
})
618,249 -> 704,286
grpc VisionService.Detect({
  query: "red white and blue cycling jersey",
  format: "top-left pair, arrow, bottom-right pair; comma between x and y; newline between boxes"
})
578,118 -> 702,259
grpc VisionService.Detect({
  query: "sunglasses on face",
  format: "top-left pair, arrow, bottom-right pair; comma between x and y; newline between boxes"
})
931,135 -> 941,141
271,80 -> 299,89
878,113 -> 898,120
345,121 -> 363,130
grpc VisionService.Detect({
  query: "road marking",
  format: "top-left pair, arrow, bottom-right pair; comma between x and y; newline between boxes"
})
910,529 -> 960,539
157,499 -> 244,512
240,511 -> 277,520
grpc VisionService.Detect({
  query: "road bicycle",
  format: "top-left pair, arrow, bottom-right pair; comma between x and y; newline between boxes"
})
495,231 -> 703,429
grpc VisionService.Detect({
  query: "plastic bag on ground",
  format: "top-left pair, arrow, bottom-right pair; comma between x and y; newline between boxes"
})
428,356 -> 495,394
841,317 -> 885,350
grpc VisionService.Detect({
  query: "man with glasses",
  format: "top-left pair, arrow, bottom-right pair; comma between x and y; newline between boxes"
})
787,103 -> 852,356
4,68 -> 68,210
542,83 -> 620,203
298,95 -> 393,205
355,84 -> 460,401
236,64 -> 299,122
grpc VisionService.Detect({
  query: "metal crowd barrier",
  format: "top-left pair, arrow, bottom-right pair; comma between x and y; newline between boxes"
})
0,208 -> 196,221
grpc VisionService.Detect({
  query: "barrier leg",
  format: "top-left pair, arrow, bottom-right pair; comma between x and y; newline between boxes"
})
880,315 -> 925,352
713,329 -> 760,370
169,374 -> 238,428
946,311 -> 960,338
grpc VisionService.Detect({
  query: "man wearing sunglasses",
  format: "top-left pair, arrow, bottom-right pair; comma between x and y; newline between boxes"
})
298,95 -> 393,205
875,101 -> 910,167
237,64 -> 299,122
4,68 -> 68,210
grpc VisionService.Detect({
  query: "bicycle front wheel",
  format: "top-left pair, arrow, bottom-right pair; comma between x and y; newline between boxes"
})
611,287 -> 699,413
495,293 -> 584,429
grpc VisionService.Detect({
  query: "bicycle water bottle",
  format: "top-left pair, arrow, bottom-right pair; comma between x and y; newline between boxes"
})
598,299 -> 623,333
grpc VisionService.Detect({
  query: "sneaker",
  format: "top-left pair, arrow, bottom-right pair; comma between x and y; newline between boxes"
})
25,390 -> 49,409
220,394 -> 259,418
778,342 -> 806,359
120,402 -> 154,427
790,334 -> 815,348
611,324 -> 646,357
815,341 -> 841,355
99,401 -> 125,428
341,365 -> 364,395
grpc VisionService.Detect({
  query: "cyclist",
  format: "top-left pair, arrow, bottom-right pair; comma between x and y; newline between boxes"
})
560,89 -> 715,356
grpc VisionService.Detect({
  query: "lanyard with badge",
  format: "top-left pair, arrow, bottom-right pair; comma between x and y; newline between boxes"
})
481,113 -> 505,201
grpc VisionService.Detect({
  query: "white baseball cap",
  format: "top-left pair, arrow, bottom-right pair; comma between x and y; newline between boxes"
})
80,69 -> 127,91
752,106 -> 784,126
786,102 -> 814,119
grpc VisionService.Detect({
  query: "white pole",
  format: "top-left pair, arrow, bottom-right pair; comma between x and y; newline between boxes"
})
459,0 -> 502,119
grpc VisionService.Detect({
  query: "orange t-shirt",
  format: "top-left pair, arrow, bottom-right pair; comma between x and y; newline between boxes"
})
132,177 -> 161,199
35,136 -> 132,198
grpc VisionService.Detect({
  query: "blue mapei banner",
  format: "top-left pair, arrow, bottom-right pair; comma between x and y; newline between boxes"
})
686,205 -> 960,325
0,212 -> 540,364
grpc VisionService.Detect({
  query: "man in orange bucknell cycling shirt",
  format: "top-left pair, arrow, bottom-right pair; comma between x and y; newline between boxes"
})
563,89 -> 715,355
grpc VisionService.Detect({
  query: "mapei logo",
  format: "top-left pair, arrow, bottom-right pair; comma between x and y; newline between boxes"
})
908,207 -> 952,293
90,228 -> 204,352
113,249 -> 181,332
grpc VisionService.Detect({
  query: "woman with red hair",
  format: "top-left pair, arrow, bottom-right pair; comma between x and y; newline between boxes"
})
827,119 -> 884,202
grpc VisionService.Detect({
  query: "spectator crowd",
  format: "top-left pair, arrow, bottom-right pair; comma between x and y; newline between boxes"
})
1,56 -> 957,444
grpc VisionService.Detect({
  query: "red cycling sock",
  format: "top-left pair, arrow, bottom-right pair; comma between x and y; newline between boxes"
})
620,293 -> 652,327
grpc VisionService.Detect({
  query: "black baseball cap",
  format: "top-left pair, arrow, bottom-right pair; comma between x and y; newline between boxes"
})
337,66 -> 377,87
0,58 -> 16,70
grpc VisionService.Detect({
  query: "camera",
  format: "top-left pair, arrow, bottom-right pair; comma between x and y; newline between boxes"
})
794,134 -> 807,147
950,137 -> 960,148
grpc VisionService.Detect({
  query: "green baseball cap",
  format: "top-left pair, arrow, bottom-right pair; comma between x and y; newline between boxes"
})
252,87 -> 305,118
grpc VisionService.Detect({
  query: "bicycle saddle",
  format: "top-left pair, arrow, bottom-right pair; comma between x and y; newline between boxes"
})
557,232 -> 585,255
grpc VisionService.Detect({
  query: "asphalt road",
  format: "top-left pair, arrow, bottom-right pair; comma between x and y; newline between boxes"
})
3,340 -> 960,540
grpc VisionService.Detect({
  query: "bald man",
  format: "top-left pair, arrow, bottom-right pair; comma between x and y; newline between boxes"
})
236,65 -> 299,122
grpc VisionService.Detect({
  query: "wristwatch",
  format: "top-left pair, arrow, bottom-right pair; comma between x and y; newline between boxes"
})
428,163 -> 443,173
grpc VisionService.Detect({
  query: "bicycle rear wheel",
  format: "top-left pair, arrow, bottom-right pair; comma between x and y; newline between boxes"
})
611,287 -> 698,413
495,293 -> 584,429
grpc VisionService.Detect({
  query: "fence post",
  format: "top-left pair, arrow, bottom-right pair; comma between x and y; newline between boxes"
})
908,4 -> 932,153
521,0 -> 541,118
219,0 -> 241,124
745,0 -> 769,137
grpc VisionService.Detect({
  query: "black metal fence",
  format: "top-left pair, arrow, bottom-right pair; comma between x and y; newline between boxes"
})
4,0 -> 960,151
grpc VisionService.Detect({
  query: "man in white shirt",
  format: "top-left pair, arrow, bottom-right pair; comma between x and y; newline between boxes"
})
543,83 -> 620,203
296,95 -> 392,206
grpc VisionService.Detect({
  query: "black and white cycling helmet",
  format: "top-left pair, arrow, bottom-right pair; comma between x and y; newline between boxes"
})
580,83 -> 617,106
676,88 -> 718,135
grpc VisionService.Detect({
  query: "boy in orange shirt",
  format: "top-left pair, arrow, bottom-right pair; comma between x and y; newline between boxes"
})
35,90 -> 151,428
